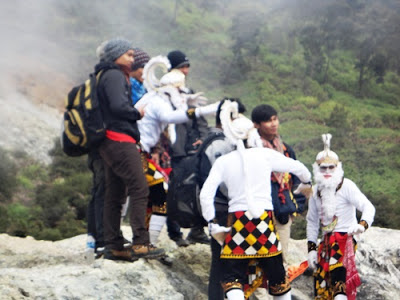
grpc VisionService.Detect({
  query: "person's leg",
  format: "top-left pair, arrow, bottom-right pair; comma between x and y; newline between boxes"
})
221,259 -> 248,299
274,217 -> 292,266
109,142 -> 164,258
99,141 -> 127,251
208,238 -> 225,300
92,155 -> 105,249
187,225 -> 210,244
259,255 -> 291,298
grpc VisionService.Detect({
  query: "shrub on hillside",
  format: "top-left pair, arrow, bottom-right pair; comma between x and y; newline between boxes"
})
0,148 -> 18,203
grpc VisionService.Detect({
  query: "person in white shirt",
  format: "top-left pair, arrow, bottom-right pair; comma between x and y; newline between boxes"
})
135,56 -> 219,246
306,134 -> 375,300
199,102 -> 312,300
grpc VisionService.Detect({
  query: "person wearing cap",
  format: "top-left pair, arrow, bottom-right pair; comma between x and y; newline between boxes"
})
130,48 -> 150,105
199,102 -> 312,300
94,38 -> 164,261
305,134 -> 375,300
165,50 -> 211,246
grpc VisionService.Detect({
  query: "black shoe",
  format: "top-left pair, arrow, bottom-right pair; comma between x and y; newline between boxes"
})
187,230 -> 210,245
171,237 -> 190,247
158,255 -> 173,267
95,247 -> 105,259
104,248 -> 136,262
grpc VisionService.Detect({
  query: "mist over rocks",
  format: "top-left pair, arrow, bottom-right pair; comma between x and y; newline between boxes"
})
0,226 -> 399,300
0,92 -> 62,165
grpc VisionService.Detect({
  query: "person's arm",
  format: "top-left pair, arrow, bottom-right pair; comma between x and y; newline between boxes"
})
286,145 -> 307,211
200,158 -> 224,222
345,179 -> 375,228
267,148 -> 311,184
306,195 -> 320,244
102,70 -> 141,121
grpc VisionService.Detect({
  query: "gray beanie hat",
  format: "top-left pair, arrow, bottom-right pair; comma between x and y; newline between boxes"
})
96,38 -> 134,62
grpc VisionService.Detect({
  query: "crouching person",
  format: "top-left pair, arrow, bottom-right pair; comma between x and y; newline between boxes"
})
199,102 -> 312,300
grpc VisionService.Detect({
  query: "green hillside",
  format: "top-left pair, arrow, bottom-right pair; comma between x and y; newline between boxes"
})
1,0 -> 399,239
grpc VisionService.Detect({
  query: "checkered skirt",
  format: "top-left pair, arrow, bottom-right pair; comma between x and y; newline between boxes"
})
221,210 -> 282,259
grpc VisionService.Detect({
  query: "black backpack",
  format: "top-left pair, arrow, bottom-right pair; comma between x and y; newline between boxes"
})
167,131 -> 225,228
61,71 -> 105,157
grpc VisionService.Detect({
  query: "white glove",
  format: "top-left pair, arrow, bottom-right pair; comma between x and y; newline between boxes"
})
308,250 -> 318,271
347,223 -> 365,236
294,182 -> 313,199
208,223 -> 231,246
186,92 -> 208,107
195,101 -> 220,117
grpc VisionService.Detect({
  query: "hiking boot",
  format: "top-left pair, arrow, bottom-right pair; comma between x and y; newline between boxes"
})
104,248 -> 136,262
131,244 -> 165,259
187,229 -> 210,245
171,236 -> 190,247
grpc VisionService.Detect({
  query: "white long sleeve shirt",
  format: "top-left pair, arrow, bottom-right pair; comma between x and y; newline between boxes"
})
135,91 -> 189,153
200,147 -> 311,222
306,178 -> 375,243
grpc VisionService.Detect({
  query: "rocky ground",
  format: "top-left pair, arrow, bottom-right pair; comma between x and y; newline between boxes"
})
0,226 -> 399,300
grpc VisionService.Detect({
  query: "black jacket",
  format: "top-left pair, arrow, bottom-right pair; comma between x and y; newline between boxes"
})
94,62 -> 141,142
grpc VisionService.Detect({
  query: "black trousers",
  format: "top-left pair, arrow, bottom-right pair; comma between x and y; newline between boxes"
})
99,139 -> 149,249
87,150 -> 105,249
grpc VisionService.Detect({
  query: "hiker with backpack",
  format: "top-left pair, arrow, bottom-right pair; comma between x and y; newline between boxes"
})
134,54 -> 220,247
199,101 -> 312,300
94,38 -> 165,262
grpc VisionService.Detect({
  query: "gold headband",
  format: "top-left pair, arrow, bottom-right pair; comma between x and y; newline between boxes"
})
317,156 -> 339,165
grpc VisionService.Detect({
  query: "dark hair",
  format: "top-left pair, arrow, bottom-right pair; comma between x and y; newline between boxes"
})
251,104 -> 278,124
216,97 -> 246,126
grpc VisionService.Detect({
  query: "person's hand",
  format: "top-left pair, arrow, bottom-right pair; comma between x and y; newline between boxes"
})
208,223 -> 231,246
347,223 -> 365,236
186,92 -> 208,107
308,250 -> 318,271
192,139 -> 203,147
137,104 -> 146,118
294,182 -> 313,199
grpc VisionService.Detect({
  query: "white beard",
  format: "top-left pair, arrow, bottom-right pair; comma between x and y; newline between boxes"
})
313,162 -> 344,226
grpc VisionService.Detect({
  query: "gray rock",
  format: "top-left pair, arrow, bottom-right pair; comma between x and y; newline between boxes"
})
0,226 -> 398,300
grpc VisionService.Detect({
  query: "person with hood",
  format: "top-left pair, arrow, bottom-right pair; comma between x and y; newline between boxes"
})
94,38 -> 164,261
306,134 -> 375,300
199,101 -> 312,300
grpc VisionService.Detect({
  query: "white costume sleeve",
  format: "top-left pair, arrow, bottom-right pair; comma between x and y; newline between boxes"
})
267,149 -> 311,183
200,158 -> 224,222
343,179 -> 375,227
306,194 -> 320,243
155,103 -> 190,124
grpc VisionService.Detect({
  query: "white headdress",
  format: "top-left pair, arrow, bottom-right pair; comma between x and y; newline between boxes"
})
220,100 -> 253,147
315,133 -> 339,165
141,55 -> 186,111
142,55 -> 173,91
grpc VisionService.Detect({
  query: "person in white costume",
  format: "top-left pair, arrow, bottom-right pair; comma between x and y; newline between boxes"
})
199,102 -> 312,300
306,133 -> 375,300
135,56 -> 219,246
